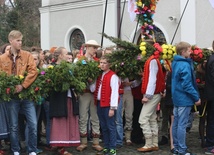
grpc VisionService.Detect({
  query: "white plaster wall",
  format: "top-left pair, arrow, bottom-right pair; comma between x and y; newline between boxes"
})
50,5 -> 103,47
48,0 -> 90,6
40,7 -> 50,50
180,0 -> 196,45
154,0 -> 181,44
101,1 -> 117,47
40,0 -> 214,50
195,0 -> 214,48
42,0 -> 49,7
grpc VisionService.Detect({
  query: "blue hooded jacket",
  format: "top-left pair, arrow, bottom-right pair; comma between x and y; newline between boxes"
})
171,55 -> 199,107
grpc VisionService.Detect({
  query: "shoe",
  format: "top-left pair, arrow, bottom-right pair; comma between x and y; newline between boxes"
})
58,148 -> 72,155
36,148 -> 43,154
76,144 -> 87,151
29,152 -> 36,155
177,151 -> 196,155
205,146 -> 214,154
102,148 -> 109,155
137,146 -> 153,152
171,148 -> 178,155
38,141 -> 46,147
116,144 -> 122,149
158,136 -> 168,145
14,152 -> 20,155
125,140 -> 132,146
109,149 -> 116,155
92,144 -> 103,151
45,145 -> 58,151
151,146 -> 159,151
0,150 -> 5,155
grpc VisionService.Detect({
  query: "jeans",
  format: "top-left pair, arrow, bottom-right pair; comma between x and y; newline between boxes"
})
172,106 -> 191,154
25,104 -> 41,146
116,95 -> 123,146
97,102 -> 117,150
6,99 -> 37,153
186,111 -> 194,130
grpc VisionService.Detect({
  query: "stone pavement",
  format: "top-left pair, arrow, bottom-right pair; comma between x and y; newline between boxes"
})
3,115 -> 206,155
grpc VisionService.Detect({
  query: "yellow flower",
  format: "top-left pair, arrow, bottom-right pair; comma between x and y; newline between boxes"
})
19,75 -> 24,80
162,54 -> 167,60
140,42 -> 146,46
162,44 -> 168,49
167,54 -> 172,59
162,49 -> 167,54
137,2 -> 143,6
172,47 -> 176,52
48,65 -> 54,69
141,51 -> 147,56
140,46 -> 146,51
168,50 -> 173,54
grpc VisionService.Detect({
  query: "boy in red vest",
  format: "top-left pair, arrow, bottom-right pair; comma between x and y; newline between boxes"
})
90,55 -> 119,155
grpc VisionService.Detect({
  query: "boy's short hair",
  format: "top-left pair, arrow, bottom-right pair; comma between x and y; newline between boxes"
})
8,30 -> 23,41
176,41 -> 191,55
31,51 -> 39,59
31,46 -> 42,53
100,55 -> 110,63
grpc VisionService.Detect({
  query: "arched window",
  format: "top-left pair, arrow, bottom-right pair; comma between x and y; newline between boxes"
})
137,25 -> 166,45
69,29 -> 85,50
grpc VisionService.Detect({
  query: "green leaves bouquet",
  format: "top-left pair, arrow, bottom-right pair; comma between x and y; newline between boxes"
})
72,56 -> 101,89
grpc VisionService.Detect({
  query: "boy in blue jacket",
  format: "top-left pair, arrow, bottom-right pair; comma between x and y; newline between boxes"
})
171,41 -> 201,155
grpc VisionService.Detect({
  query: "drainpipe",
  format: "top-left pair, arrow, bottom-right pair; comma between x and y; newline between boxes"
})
117,0 -> 121,39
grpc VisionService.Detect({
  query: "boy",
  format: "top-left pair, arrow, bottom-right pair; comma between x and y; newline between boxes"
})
171,41 -> 201,155
0,30 -> 38,155
90,55 -> 119,155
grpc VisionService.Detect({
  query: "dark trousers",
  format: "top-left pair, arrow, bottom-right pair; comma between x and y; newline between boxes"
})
97,102 -> 116,150
131,99 -> 144,144
206,100 -> 214,147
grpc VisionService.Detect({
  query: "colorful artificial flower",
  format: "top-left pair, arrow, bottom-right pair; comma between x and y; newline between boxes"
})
48,65 -> 54,69
6,88 -> 10,94
40,71 -> 46,75
196,78 -> 201,83
34,87 -> 40,92
140,41 -> 147,56
191,46 -> 203,62
161,44 -> 176,60
19,75 -> 24,80
135,0 -> 159,39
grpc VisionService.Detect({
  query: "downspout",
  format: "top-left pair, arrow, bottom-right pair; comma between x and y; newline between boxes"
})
101,0 -> 108,48
117,0 -> 121,39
